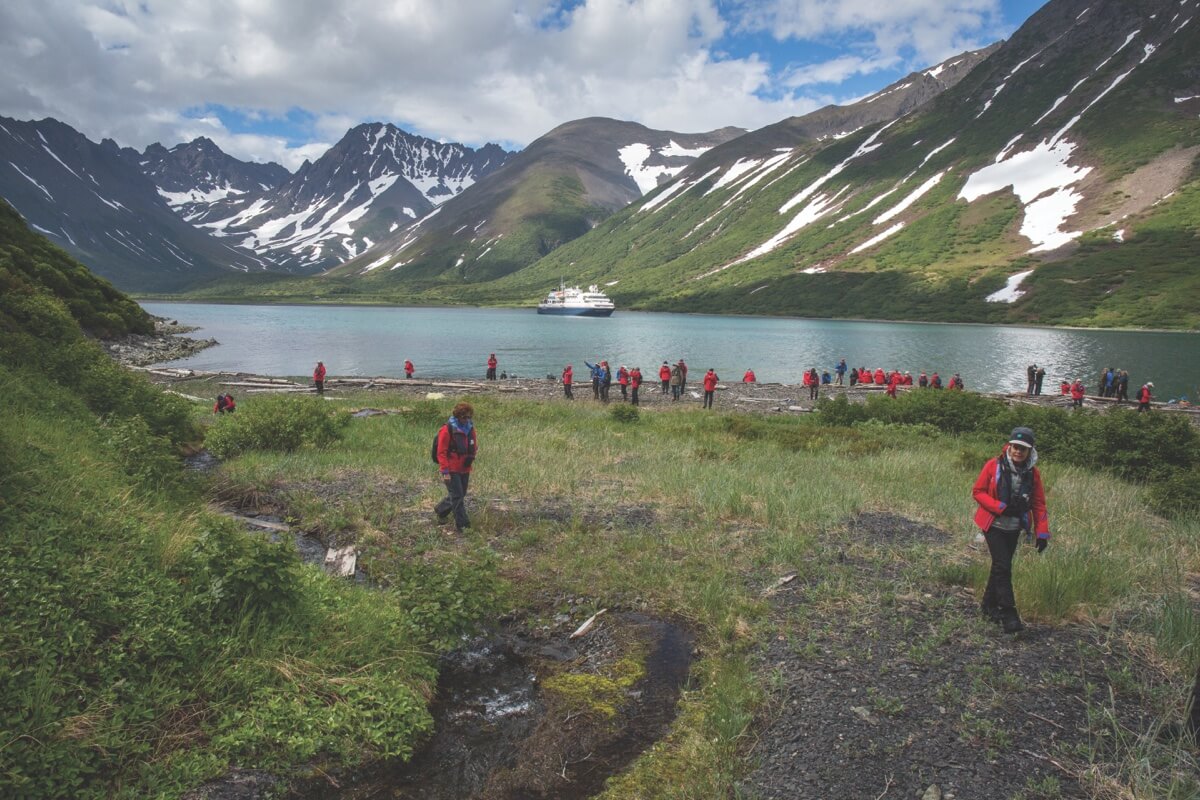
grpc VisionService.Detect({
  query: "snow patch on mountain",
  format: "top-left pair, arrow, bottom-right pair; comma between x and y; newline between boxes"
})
986,269 -> 1035,303
874,171 -> 946,225
619,142 -> 702,194
960,139 -> 1091,251
851,222 -> 905,253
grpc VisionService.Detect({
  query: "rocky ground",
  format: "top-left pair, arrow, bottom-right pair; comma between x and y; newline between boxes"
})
739,512 -> 1184,800
99,315 -> 217,367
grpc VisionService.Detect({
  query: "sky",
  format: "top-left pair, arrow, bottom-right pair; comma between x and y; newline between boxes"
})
0,0 -> 1048,171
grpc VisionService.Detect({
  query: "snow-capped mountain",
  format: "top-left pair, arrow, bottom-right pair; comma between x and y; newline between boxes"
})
174,124 -> 512,273
475,0 -> 1200,328
330,118 -> 746,282
136,137 -> 290,218
0,116 -> 263,291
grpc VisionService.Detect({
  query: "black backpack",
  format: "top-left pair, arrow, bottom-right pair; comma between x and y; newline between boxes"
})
431,424 -> 457,463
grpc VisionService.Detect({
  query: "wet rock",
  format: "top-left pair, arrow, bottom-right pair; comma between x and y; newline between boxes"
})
182,768 -> 280,800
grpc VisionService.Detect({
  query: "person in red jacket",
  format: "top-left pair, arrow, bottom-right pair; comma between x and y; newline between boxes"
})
873,368 -> 886,385
435,402 -> 478,533
1060,380 -> 1071,395
561,365 -> 573,400
617,365 -> 630,401
972,426 -> 1050,633
860,368 -> 872,384
630,367 -> 643,406
404,359 -> 414,379
886,374 -> 899,398
702,369 -> 719,408
678,359 -> 688,392
313,361 -> 326,394
902,372 -> 913,386
1137,381 -> 1154,412
743,369 -> 757,383
1070,378 -> 1085,408
214,393 -> 236,413
486,353 -> 498,381
659,361 -> 671,394
807,367 -> 820,400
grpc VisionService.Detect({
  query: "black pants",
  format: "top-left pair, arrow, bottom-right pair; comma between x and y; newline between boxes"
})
435,472 -> 471,531
661,379 -> 669,394
703,390 -> 714,408
631,386 -> 639,406
620,384 -> 628,400
592,379 -> 600,399
486,368 -> 496,380
809,385 -> 818,400
1034,377 -> 1044,395
601,382 -> 610,403
982,525 -> 1021,614
564,383 -> 573,399
1138,402 -> 1150,412
315,380 -> 324,394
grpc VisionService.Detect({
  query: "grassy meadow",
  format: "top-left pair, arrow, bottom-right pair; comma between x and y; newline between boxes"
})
180,383 -> 1200,798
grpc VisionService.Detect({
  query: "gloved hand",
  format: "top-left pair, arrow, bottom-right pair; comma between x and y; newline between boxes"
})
1035,538 -> 1048,553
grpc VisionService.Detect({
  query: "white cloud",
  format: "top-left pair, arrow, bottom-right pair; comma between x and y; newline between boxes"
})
732,0 -> 1006,78
0,0 -> 1010,165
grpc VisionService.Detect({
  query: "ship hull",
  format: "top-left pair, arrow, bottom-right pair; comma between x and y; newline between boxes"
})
537,306 -> 614,317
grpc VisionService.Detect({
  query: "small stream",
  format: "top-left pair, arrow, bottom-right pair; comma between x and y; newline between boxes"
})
318,614 -> 694,800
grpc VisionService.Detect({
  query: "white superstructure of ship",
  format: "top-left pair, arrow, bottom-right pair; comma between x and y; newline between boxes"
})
537,282 -> 615,317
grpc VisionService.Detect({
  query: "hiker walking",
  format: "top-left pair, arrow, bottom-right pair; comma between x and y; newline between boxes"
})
1137,381 -> 1154,412
630,367 -> 643,406
486,354 -> 498,381
972,426 -> 1050,634
313,361 -> 326,394
562,365 -> 574,399
434,402 -> 478,534
404,359 -> 414,379
659,362 -> 671,394
702,369 -> 718,409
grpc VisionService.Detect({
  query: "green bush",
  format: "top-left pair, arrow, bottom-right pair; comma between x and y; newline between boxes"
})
1145,467 -> 1200,519
102,414 -> 183,493
610,404 -> 640,424
184,524 -> 304,623
205,395 -> 350,458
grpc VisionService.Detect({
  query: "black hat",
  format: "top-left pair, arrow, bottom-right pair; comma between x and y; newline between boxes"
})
1008,427 -> 1035,447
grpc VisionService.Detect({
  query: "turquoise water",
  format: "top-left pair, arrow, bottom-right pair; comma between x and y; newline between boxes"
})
141,302 -> 1200,400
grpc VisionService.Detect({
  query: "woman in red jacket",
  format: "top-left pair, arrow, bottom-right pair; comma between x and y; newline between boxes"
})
972,426 -> 1050,633
630,367 -> 643,406
313,361 -> 326,394
435,402 -> 478,533
561,365 -> 573,400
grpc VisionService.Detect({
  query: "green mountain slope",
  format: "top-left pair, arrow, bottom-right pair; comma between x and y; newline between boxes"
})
484,0 -> 1200,327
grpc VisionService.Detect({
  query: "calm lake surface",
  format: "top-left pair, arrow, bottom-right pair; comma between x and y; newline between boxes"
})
141,302 -> 1200,400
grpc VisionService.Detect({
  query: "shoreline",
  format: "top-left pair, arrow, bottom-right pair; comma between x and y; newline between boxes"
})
135,298 -> 1200,336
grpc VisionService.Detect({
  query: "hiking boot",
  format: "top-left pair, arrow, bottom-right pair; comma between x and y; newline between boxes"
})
1000,609 -> 1026,634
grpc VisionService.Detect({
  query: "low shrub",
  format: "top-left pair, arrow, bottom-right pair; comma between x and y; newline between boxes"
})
205,395 -> 350,458
610,404 -> 640,424
1145,467 -> 1200,519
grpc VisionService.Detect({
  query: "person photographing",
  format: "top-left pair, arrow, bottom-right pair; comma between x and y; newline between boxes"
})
972,426 -> 1050,633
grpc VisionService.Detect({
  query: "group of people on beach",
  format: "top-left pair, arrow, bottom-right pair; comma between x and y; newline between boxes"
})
1037,364 -> 1157,412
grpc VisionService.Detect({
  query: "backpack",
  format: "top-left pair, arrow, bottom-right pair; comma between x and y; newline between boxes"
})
432,424 -> 467,464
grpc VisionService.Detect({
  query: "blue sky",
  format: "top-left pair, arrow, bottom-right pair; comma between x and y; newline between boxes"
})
1,1 -> 1049,170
